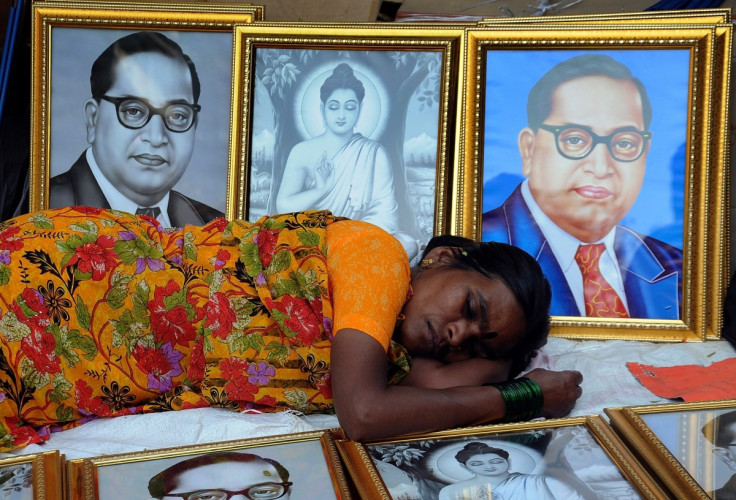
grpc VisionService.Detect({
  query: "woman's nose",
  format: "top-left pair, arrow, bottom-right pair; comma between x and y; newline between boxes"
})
448,319 -> 480,347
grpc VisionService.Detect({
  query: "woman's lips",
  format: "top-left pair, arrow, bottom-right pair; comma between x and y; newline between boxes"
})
428,321 -> 444,358
575,185 -> 612,199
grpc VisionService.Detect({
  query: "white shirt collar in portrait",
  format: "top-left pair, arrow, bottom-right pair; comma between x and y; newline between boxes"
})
520,179 -> 629,315
86,148 -> 172,227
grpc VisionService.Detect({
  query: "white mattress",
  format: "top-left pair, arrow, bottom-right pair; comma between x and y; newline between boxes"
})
2,337 -> 733,460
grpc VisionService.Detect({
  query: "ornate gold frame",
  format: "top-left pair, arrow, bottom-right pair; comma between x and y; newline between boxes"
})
607,399 -> 736,499
230,23 -> 466,243
455,22 -> 731,341
335,416 -> 670,499
29,2 -> 262,219
65,429 -> 351,499
0,450 -> 63,500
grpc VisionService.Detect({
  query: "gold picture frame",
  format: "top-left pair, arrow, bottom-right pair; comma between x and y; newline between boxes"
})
335,415 -> 670,499
455,22 -> 730,341
230,23 -> 465,263
29,2 -> 262,222
0,450 -> 63,500
606,399 -> 736,499
65,429 -> 351,499
478,7 -> 731,26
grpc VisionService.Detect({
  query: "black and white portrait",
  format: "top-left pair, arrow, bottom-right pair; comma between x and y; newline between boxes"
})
249,48 -> 442,263
48,28 -> 232,226
0,462 -> 32,500
93,440 -> 340,499
367,426 -> 644,499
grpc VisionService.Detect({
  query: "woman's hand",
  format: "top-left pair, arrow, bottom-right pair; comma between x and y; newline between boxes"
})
523,368 -> 583,418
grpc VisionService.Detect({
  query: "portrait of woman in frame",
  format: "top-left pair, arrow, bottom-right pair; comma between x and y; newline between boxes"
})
340,416 -> 665,499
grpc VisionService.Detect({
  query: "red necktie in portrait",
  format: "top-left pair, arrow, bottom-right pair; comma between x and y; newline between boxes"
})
574,244 -> 629,318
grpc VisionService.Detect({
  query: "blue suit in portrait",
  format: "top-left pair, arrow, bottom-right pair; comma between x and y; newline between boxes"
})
482,185 -> 682,319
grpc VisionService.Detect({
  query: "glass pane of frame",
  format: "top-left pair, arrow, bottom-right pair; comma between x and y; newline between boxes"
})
607,399 -> 736,499
30,2 -> 263,222
336,416 -> 670,499
455,22 -> 731,341
231,23 -> 464,264
65,429 -> 351,499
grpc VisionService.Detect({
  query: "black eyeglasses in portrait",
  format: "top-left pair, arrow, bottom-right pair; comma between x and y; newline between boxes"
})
538,123 -> 652,162
99,95 -> 201,132
164,481 -> 293,500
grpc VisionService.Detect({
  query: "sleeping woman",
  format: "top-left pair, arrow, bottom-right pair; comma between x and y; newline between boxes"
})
0,207 -> 582,450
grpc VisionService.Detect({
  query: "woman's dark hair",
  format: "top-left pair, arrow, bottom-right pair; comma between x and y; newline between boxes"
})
527,53 -> 651,131
147,451 -> 290,499
90,31 -> 201,104
455,442 -> 509,465
320,63 -> 365,103
421,235 -> 551,376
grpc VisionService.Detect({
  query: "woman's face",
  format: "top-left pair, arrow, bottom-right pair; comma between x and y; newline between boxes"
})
321,88 -> 360,136
396,257 -> 525,364
462,453 -> 510,477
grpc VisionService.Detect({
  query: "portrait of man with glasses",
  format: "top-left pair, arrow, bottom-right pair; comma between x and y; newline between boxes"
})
482,53 -> 683,320
702,409 -> 736,498
147,451 -> 293,500
49,30 -> 225,226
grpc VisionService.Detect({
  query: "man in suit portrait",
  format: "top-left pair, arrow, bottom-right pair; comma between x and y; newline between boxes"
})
482,53 -> 682,320
49,31 -> 224,227
148,451 -> 293,500
702,410 -> 736,498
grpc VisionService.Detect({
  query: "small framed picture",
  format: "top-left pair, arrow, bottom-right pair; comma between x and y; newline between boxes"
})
30,2 -> 263,225
336,416 -> 670,499
454,22 -> 731,340
66,429 -> 352,499
230,23 -> 464,264
607,400 -> 736,499
0,450 -> 64,500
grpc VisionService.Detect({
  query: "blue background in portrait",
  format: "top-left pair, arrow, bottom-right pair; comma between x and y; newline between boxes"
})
482,49 -> 690,249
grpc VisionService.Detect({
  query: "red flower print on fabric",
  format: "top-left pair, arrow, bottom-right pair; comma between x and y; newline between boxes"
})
278,295 -> 322,346
204,292 -> 236,339
66,234 -> 118,281
132,342 -> 184,393
21,330 -> 60,375
220,358 -> 258,401
256,227 -> 279,268
148,280 -> 199,347
0,226 -> 22,253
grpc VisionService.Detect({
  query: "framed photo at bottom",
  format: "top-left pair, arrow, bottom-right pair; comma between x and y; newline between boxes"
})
336,416 -> 669,499
0,450 -> 63,500
66,429 -> 351,499
607,399 -> 736,499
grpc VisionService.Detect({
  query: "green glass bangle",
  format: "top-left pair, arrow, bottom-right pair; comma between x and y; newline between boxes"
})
486,377 -> 544,422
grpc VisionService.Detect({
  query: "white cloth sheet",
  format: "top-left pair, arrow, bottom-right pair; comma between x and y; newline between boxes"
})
2,337 -> 733,460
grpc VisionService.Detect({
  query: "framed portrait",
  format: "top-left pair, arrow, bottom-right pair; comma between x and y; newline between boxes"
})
454,23 -> 731,341
335,415 -> 670,499
65,429 -> 352,499
29,2 -> 263,225
230,23 -> 464,264
0,450 -> 63,500
606,400 -> 736,499
478,7 -> 732,26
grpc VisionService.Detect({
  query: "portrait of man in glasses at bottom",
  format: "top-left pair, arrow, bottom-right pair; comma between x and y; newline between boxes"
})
148,451 -> 292,500
482,53 -> 682,320
49,31 -> 224,227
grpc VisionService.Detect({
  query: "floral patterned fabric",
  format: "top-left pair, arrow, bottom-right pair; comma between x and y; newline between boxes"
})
0,207 -> 407,452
